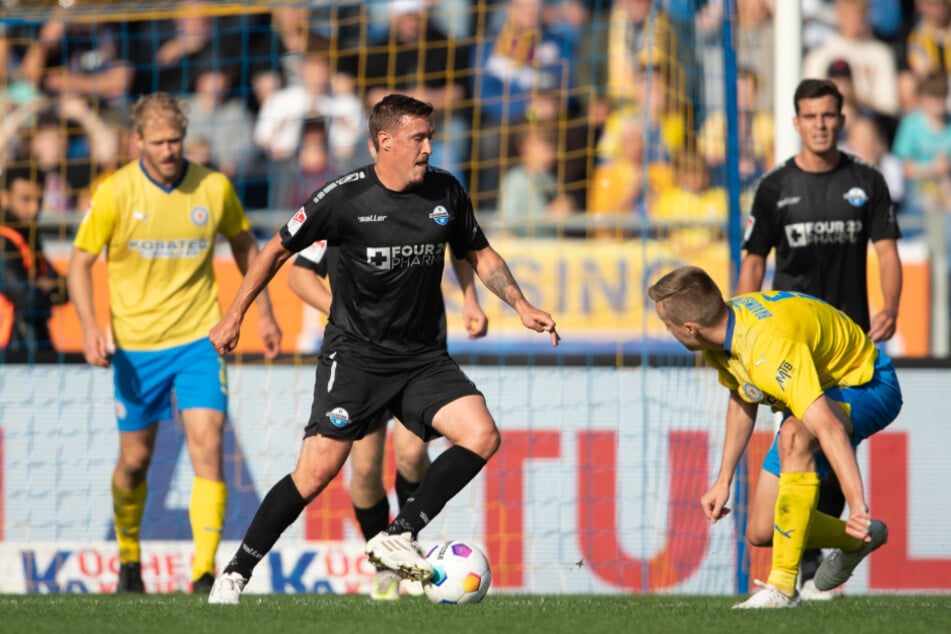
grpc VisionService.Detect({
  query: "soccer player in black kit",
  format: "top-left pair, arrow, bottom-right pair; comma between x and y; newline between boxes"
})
735,78 -> 902,603
207,94 -> 559,604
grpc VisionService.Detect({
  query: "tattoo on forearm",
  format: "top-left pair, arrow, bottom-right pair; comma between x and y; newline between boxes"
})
485,264 -> 523,307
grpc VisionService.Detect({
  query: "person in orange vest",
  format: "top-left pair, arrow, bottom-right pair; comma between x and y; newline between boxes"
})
1,164 -> 69,360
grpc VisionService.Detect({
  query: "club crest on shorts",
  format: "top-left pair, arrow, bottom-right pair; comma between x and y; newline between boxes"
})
429,205 -> 449,225
741,383 -> 764,402
328,407 -> 350,427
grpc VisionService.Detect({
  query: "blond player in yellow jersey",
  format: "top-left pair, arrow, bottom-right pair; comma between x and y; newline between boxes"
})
648,266 -> 902,609
67,93 -> 281,595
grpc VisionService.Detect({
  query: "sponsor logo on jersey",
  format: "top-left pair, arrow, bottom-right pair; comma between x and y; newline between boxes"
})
366,243 -> 444,270
776,196 -> 801,208
132,210 -> 148,223
128,238 -> 208,258
775,360 -> 793,391
190,206 -> 210,226
843,187 -> 868,207
429,205 -> 450,225
741,383 -> 764,402
784,219 -> 863,247
328,407 -> 350,427
287,207 -> 307,236
358,215 -> 387,223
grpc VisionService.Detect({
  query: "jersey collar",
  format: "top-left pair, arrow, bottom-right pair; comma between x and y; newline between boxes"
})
723,304 -> 737,357
138,159 -> 189,193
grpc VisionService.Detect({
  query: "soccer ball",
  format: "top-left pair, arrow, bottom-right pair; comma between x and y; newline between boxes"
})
422,540 -> 491,604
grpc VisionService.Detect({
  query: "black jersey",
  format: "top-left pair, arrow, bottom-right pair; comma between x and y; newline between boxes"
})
280,165 -> 489,355
742,153 -> 901,331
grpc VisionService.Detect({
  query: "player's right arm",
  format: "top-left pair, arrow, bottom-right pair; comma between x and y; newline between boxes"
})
211,233 -> 293,355
701,390 -> 758,523
68,247 -> 109,367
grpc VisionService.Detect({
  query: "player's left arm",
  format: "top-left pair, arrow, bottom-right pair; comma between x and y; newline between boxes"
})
227,230 -> 282,359
465,246 -> 559,346
450,254 -> 487,339
868,238 -> 901,342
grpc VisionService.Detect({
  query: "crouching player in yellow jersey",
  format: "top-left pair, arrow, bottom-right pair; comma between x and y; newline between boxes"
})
647,266 -> 901,609
67,93 -> 282,594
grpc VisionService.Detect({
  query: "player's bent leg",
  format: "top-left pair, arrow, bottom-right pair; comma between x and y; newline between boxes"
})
813,519 -> 888,591
349,425 -> 387,508
209,436 -> 352,604
393,420 -> 430,483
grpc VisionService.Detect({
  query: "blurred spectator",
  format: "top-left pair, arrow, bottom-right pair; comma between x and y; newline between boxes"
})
696,0 -> 775,114
182,68 -> 257,181
20,109 -> 93,216
698,66 -> 774,194
254,39 -> 364,210
597,67 -> 685,168
825,59 -> 865,139
0,165 -> 69,361
891,71 -> 951,232
18,19 -> 134,112
587,115 -> 651,239
131,1 -> 243,97
287,118 -> 337,208
471,0 -> 578,210
801,0 -> 900,121
498,124 -> 576,237
352,0 -> 473,186
899,0 -> 951,112
0,22 -> 42,110
605,0 -> 677,108
58,94 -> 125,213
841,112 -> 905,207
652,151 -> 728,253
185,135 -> 213,168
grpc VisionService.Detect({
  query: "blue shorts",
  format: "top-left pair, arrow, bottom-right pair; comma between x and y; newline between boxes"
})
112,337 -> 228,432
762,350 -> 902,477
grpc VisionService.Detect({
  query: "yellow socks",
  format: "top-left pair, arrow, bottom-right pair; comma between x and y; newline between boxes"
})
190,476 -> 227,580
766,472 -> 819,596
113,480 -> 147,564
806,509 -> 865,552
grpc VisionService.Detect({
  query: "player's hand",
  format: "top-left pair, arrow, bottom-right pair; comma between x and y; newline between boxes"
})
81,326 -> 111,368
700,481 -> 732,524
867,309 -> 897,342
845,503 -> 873,542
517,303 -> 560,347
258,313 -> 282,360
462,302 -> 488,339
210,315 -> 242,356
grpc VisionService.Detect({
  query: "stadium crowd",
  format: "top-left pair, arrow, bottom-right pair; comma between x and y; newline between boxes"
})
0,0 -> 947,240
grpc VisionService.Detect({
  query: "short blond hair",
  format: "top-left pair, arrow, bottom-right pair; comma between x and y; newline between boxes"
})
647,265 -> 727,326
130,92 -> 189,136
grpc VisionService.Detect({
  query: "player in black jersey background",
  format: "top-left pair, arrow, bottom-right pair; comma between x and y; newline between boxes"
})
207,94 -> 559,604
735,78 -> 902,602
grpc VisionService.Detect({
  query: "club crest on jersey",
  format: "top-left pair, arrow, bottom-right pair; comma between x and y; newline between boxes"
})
741,383 -> 764,402
743,215 -> 755,243
190,206 -> 210,226
429,205 -> 450,225
328,407 -> 350,427
844,187 -> 868,207
287,207 -> 307,236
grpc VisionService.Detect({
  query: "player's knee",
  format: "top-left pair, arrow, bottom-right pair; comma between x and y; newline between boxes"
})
349,459 -> 383,489
468,424 -> 501,460
777,422 -> 814,462
117,450 -> 152,479
746,526 -> 772,547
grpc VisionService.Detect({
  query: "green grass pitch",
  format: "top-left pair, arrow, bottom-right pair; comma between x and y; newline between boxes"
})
4,594 -> 950,634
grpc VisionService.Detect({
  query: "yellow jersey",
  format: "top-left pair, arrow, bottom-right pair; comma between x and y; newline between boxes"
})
702,291 -> 877,420
74,160 -> 250,351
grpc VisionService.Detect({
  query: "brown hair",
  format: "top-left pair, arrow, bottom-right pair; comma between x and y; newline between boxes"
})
130,92 -> 189,136
647,265 -> 727,326
920,72 -> 949,99
793,78 -> 844,114
368,93 -> 434,151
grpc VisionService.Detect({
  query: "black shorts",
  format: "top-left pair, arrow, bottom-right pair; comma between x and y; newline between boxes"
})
304,348 -> 482,441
